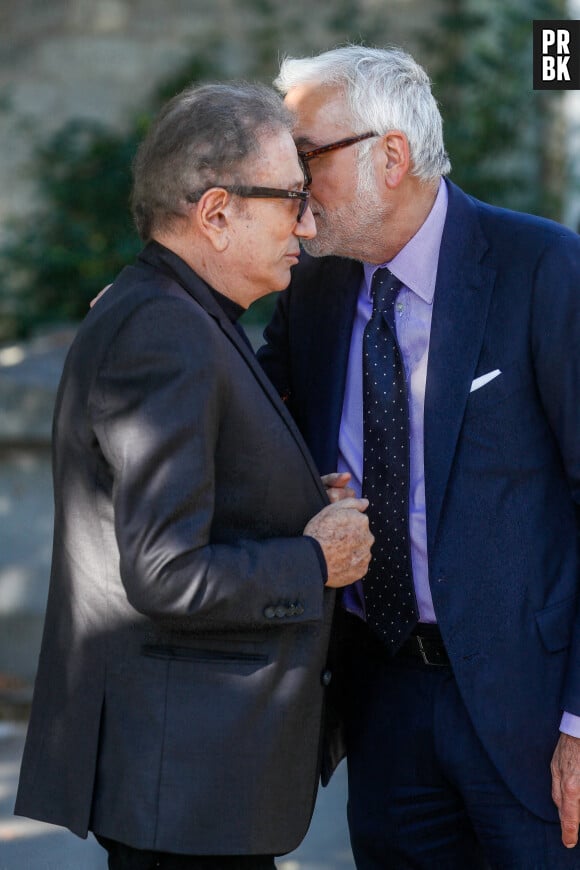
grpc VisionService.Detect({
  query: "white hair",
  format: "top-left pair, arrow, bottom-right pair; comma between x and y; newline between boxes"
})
275,45 -> 451,183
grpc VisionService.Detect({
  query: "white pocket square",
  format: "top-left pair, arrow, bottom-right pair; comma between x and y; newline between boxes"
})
470,369 -> 502,393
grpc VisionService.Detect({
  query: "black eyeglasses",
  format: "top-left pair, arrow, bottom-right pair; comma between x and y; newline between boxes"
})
297,131 -> 379,186
187,185 -> 310,222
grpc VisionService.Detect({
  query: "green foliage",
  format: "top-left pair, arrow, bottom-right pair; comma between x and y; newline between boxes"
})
0,120 -> 142,337
426,0 -> 567,219
0,53 -> 224,339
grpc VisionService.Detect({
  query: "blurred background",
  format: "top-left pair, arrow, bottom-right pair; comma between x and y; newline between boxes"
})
0,0 -> 578,865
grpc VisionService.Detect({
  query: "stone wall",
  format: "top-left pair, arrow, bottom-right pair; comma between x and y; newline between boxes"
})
0,329 -> 73,681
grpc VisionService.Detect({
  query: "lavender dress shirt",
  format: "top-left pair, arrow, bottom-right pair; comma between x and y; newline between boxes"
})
339,179 -> 447,623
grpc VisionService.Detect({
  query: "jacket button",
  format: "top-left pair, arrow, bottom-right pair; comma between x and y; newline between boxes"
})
264,606 -> 276,619
321,669 -> 332,687
275,605 -> 287,618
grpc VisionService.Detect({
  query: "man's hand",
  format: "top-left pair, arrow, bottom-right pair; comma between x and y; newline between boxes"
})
322,471 -> 356,503
90,284 -> 111,308
551,732 -> 580,847
304,497 -> 373,588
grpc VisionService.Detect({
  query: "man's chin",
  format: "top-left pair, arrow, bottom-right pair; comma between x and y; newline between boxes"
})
301,238 -> 332,258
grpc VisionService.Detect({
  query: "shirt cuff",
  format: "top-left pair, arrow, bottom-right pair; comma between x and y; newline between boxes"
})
560,711 -> 580,738
305,536 -> 328,585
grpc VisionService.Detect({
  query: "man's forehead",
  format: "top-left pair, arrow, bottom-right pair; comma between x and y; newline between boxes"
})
254,129 -> 304,187
285,84 -> 349,146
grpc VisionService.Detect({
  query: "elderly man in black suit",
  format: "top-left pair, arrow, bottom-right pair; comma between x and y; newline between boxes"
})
15,82 -> 372,870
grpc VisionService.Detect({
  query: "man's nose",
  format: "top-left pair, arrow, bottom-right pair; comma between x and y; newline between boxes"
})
295,205 -> 317,239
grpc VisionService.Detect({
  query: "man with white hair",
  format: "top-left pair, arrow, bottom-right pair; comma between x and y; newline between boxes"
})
259,45 -> 580,868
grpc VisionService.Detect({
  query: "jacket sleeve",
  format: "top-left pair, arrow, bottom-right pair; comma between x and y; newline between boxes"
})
89,295 -> 326,632
531,234 -> 580,711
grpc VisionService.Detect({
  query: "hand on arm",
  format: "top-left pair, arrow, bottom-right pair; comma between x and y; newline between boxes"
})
551,732 -> 580,847
90,284 -> 112,307
304,497 -> 373,588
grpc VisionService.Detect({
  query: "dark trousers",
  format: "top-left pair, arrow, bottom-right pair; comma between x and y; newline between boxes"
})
96,836 -> 276,870
341,617 -> 580,870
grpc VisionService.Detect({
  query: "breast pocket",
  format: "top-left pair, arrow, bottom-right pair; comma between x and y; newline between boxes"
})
464,362 -> 528,420
535,594 -> 578,653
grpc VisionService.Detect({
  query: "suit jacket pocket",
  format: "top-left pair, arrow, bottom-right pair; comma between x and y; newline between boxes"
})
141,644 -> 269,666
463,361 -> 529,420
535,594 -> 578,653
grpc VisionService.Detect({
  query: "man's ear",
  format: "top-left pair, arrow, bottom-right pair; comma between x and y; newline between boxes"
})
379,131 -> 410,190
195,188 -> 232,251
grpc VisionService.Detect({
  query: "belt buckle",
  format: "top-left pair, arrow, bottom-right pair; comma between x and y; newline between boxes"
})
416,635 -> 448,667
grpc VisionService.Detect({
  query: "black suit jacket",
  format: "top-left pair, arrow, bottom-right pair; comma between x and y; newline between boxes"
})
16,242 -> 337,856
258,181 -> 580,820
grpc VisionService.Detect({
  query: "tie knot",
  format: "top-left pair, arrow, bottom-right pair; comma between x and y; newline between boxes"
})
371,268 -> 401,313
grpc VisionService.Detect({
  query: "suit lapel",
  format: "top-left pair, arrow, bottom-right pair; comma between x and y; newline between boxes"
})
424,183 -> 496,555
217,308 -> 329,498
139,241 -> 328,500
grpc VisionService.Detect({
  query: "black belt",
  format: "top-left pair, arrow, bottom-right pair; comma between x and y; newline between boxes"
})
396,624 -> 450,667
339,611 -> 451,668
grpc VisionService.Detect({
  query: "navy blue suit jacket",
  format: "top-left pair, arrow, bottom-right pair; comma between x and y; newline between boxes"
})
258,180 -> 580,820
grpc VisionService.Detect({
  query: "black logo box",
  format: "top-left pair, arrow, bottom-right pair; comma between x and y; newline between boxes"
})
533,20 -> 580,90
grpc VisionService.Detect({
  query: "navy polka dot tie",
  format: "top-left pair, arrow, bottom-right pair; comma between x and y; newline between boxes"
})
361,267 -> 418,653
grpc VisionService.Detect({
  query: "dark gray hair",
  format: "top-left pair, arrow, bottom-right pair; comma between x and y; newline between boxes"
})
131,82 -> 293,240
275,46 -> 450,183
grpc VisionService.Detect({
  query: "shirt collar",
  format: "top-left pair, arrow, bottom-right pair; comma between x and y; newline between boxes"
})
210,288 -> 245,323
363,177 -> 448,305
138,239 -> 245,323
